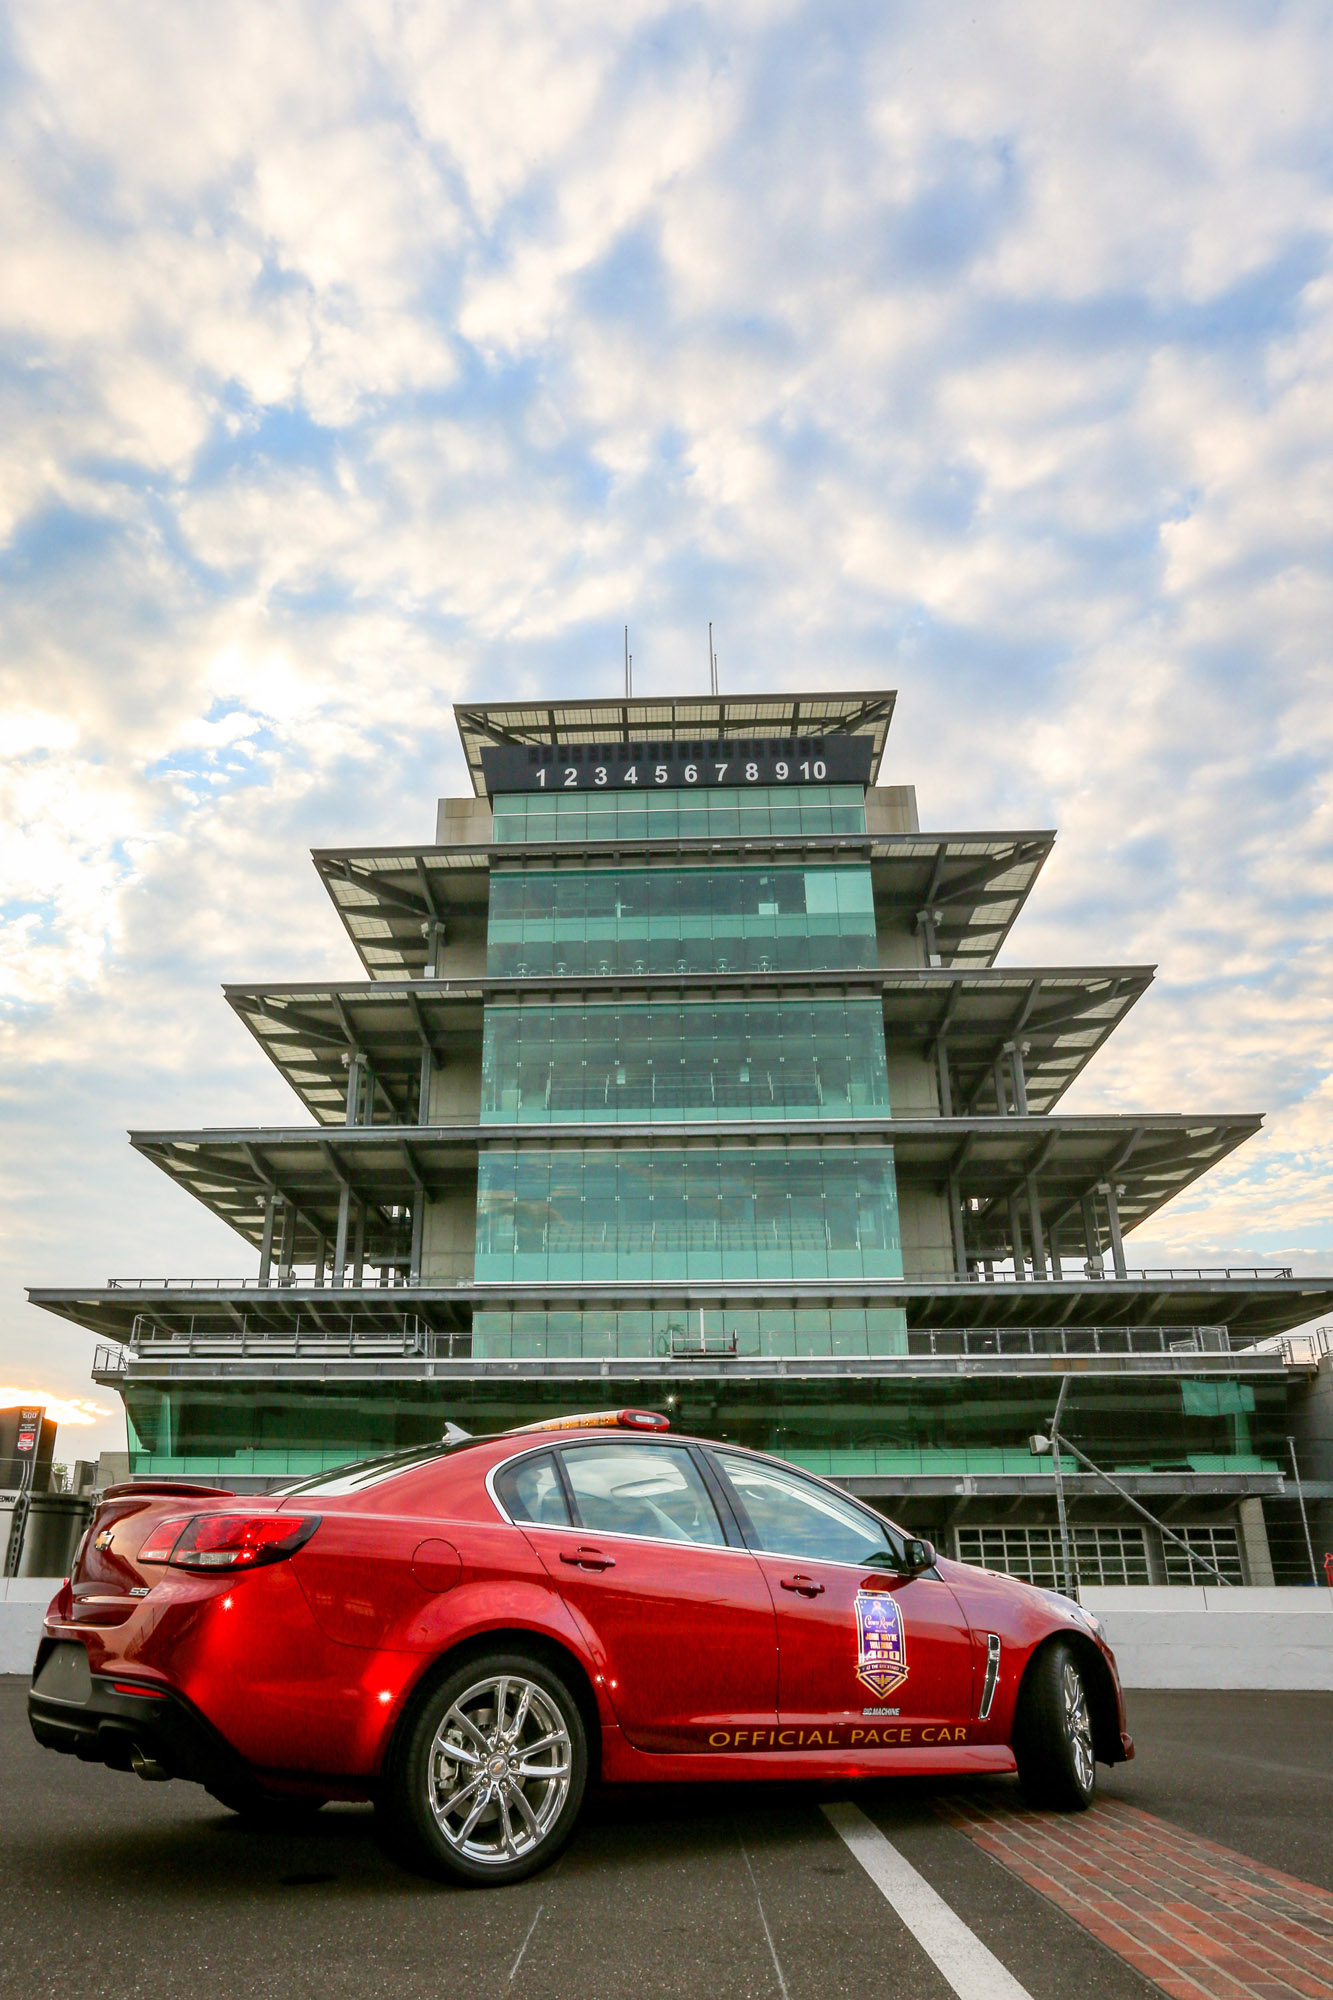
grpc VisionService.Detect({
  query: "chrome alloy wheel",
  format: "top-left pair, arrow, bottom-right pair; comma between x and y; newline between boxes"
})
1062,1660 -> 1095,1793
427,1673 -> 573,1867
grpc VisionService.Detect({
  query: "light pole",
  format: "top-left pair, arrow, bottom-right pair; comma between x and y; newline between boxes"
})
1287,1436 -> 1319,1586
1029,1375 -> 1077,1600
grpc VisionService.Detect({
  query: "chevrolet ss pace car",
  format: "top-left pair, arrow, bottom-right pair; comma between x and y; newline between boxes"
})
30,1411 -> 1132,1885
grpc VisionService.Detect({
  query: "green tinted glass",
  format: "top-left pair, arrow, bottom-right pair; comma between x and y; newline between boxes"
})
471,1305 -> 909,1359
491,784 -> 867,844
480,996 -> 890,1123
486,864 -> 878,977
474,1143 -> 903,1281
122,1374 -> 1290,1502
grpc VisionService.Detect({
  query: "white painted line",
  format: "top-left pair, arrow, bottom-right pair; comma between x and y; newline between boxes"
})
737,1829 -> 792,2000
821,1800 -> 1035,2000
507,1900 -> 545,1984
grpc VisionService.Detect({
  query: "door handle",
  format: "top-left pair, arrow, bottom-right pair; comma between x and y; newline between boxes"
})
779,1574 -> 825,1597
559,1546 -> 615,1571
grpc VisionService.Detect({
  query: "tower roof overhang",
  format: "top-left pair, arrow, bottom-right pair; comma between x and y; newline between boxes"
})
108,1112 -> 1260,1272
312,830 -> 1055,980
225,963 -> 1153,1126
454,692 -> 897,797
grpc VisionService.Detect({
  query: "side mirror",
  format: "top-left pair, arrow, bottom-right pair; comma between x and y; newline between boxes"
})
903,1537 -> 936,1574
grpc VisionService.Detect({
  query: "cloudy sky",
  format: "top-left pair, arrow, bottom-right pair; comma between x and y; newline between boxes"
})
2,1 -> 1331,1457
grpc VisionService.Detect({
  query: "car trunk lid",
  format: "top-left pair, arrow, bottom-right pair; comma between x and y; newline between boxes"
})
69,1482 -> 233,1625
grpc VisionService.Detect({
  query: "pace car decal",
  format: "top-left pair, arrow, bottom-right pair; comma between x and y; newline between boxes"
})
705,1726 -> 969,1748
855,1589 -> 909,1698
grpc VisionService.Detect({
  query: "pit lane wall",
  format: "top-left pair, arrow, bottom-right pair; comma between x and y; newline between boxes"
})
2,1581 -> 1331,1683
1079,1586 -> 1333,1689
0,1579 -> 60,1674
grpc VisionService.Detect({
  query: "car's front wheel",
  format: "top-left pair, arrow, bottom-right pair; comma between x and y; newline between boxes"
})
1013,1641 -> 1097,1810
380,1652 -> 588,1886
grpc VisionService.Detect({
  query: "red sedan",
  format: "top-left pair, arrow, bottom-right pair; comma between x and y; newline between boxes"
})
29,1410 -> 1132,1885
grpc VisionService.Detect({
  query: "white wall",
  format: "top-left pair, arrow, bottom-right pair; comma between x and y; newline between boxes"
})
1081,1585 -> 1333,1690
0,1578 -> 56,1675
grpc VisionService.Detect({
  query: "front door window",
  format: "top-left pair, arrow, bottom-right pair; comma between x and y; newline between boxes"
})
713,1451 -> 974,1747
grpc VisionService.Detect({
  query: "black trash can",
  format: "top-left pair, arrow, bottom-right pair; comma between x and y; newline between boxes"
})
17,1493 -> 93,1578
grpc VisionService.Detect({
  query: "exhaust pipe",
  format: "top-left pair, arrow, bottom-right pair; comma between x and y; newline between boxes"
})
131,1746 -> 171,1782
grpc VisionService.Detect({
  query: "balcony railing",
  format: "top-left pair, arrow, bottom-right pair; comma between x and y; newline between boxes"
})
1278,1324 -> 1332,1368
905,1325 -> 1234,1356
93,1322 -> 1260,1372
92,1315 -> 462,1367
101,1264 -> 1295,1292
962,1263 -> 1294,1283
107,1272 -> 423,1291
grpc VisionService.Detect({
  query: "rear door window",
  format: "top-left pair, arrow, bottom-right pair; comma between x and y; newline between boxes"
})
493,1450 -> 572,1527
559,1443 -> 727,1547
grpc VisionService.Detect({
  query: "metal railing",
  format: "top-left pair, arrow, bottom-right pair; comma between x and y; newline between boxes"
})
95,1314 -> 456,1362
103,1264 -> 1296,1294
93,1322 -> 1256,1370
906,1325 -> 1234,1357
107,1272 -> 418,1291
1279,1324 -> 1332,1368
963,1263 -> 1293,1284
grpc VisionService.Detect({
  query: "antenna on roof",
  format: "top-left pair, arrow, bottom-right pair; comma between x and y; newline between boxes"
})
708,622 -> 719,697
624,625 -> 633,699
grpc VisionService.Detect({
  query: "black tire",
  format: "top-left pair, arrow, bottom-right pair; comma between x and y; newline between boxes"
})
206,1782 -> 329,1823
1013,1641 -> 1097,1810
378,1652 -> 588,1887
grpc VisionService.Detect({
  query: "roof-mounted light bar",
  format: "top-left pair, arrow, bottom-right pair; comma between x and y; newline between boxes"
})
505,1409 -> 670,1436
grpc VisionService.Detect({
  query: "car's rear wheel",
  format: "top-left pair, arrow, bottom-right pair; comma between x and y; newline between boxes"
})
380,1652 -> 587,1886
1013,1641 -> 1097,1810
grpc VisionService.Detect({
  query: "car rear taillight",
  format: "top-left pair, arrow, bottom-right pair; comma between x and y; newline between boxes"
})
138,1513 -> 320,1571
137,1516 -> 195,1562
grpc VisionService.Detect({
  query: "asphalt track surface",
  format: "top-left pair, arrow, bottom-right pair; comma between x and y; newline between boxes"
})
3,1680 -> 1332,2000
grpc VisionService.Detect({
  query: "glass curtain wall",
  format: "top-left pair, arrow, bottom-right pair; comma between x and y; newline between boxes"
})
480,996 -> 891,1123
471,1305 -> 909,1360
492,784 -> 867,844
123,1374 -> 1286,1484
473,1143 -> 903,1281
486,864 -> 878,977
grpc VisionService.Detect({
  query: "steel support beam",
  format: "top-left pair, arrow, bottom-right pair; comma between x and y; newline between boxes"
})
278,1200 -> 296,1282
332,1185 -> 351,1289
352,1200 -> 367,1288
257,1191 -> 277,1287
1103,1179 -> 1128,1280
1026,1173 -> 1048,1279
1008,1192 -> 1026,1277
947,1173 -> 967,1279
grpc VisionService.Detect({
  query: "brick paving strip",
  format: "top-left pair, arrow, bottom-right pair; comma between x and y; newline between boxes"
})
939,1792 -> 1333,2000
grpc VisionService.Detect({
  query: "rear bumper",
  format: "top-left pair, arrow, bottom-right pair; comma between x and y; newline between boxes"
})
28,1655 -> 249,1793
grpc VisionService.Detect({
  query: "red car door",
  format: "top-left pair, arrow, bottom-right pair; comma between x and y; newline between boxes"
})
711,1451 -> 974,1747
491,1441 -> 778,1753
